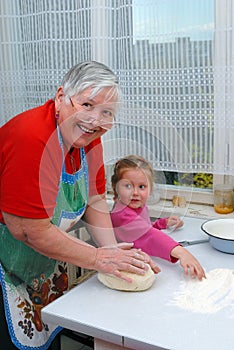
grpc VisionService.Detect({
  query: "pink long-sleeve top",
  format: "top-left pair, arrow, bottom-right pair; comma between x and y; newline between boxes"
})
110,201 -> 179,263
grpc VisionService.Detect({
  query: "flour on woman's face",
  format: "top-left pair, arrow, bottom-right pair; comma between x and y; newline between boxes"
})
170,269 -> 234,314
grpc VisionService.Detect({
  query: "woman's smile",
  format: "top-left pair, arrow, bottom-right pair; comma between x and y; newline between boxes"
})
78,124 -> 96,134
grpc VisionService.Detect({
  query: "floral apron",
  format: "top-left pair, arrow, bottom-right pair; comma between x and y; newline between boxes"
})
0,127 -> 89,349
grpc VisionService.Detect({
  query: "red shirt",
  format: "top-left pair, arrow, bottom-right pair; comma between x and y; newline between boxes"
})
0,100 -> 106,223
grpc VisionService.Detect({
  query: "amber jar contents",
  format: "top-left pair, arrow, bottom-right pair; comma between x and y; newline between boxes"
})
214,185 -> 234,214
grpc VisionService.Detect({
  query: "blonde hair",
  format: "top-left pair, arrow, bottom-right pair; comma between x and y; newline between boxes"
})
111,155 -> 154,201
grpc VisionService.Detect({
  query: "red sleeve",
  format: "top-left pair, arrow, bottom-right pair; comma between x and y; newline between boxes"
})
85,138 -> 106,196
0,101 -> 61,221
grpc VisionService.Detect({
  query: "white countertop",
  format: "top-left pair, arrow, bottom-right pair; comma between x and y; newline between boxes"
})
42,217 -> 234,350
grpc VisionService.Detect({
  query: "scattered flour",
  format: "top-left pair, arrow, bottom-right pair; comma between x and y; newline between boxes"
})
171,268 -> 234,314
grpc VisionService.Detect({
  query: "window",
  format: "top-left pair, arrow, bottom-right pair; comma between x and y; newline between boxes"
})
101,0 -> 234,204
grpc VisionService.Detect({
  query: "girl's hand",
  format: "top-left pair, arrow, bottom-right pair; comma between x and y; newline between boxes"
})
166,216 -> 184,229
94,243 -> 161,282
170,245 -> 205,280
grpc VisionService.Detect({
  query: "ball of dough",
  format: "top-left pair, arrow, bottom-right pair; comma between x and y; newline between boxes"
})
97,265 -> 155,291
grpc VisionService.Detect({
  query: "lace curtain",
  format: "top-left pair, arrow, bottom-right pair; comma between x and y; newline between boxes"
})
0,0 -> 233,175
213,0 -> 234,175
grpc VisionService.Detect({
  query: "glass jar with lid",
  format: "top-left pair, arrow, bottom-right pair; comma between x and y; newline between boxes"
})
214,184 -> 234,214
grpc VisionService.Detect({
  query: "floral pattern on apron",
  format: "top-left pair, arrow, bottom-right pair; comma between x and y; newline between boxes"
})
0,127 -> 89,350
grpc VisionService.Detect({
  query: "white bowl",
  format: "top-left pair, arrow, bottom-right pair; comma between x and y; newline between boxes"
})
201,219 -> 234,254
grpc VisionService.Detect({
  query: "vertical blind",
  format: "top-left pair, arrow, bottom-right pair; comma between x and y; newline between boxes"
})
0,0 -> 233,175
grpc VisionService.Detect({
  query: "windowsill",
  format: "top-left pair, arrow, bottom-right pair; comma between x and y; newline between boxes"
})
147,199 -> 234,220
106,194 -> 234,220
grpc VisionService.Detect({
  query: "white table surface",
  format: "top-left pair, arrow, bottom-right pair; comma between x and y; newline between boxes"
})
42,217 -> 234,350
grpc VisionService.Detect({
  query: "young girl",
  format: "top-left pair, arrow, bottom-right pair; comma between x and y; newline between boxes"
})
110,155 -> 205,280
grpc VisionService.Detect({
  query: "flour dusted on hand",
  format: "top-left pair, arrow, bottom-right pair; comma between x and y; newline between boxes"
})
98,264 -> 155,291
171,268 -> 234,313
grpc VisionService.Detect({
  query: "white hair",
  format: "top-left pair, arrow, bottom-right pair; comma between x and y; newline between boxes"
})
61,61 -> 122,104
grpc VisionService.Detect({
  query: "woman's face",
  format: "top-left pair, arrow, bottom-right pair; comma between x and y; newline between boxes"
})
55,86 -> 117,149
116,168 -> 151,209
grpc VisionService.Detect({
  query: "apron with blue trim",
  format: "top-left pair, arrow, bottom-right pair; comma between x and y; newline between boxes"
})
0,127 -> 89,349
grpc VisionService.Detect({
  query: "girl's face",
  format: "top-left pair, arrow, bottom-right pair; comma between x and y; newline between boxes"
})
116,168 -> 151,209
55,86 -> 117,150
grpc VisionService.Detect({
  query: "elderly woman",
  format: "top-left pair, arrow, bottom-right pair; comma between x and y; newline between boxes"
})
0,61 -> 160,350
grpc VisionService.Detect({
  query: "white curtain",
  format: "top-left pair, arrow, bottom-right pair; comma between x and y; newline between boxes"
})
213,0 -> 234,175
0,0 -> 233,175
103,0 -> 215,174
0,0 -> 93,121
